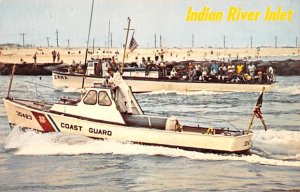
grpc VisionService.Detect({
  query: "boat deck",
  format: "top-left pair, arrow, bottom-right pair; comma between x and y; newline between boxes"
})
11,98 -> 246,137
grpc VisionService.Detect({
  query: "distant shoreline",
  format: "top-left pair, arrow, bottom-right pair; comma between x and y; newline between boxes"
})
0,47 -> 299,65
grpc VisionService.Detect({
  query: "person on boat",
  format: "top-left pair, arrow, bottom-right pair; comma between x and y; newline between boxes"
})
218,63 -> 227,81
243,73 -> 252,83
200,66 -> 209,81
68,65 -> 74,75
257,69 -> 263,83
210,62 -> 219,76
76,64 -> 83,74
195,64 -> 202,80
108,68 -> 132,114
247,63 -> 256,77
140,57 -> 146,67
267,65 -> 274,82
236,63 -> 244,75
170,68 -> 178,79
110,57 -> 118,72
145,57 -> 155,75
227,63 -> 236,82
235,63 -> 244,83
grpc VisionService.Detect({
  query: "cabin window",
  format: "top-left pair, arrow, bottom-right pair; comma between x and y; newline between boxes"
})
98,91 -> 112,106
83,90 -> 97,105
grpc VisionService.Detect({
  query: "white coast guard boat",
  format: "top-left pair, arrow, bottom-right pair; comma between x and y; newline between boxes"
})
52,60 -> 274,93
3,80 -> 267,153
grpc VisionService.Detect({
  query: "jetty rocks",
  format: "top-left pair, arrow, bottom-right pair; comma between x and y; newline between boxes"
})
0,59 -> 299,76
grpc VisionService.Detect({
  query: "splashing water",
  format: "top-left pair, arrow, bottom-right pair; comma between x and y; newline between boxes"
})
3,128 -> 300,167
140,90 -> 225,96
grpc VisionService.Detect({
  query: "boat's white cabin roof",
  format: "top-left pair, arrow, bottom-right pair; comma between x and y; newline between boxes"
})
50,86 -> 143,124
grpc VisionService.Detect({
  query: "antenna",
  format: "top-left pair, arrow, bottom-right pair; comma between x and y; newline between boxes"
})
56,29 -> 59,47
160,34 -> 162,49
20,33 -> 26,47
81,0 -> 95,88
66,39 -> 70,48
192,34 -> 194,48
154,33 -> 157,48
110,33 -> 112,48
46,37 -> 50,47
108,20 -> 110,57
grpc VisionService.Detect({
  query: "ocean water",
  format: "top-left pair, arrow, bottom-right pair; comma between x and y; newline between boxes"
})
0,75 -> 299,191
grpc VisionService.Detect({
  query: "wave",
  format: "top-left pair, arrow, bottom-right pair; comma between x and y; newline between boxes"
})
274,85 -> 300,95
140,90 -> 225,96
252,129 -> 300,160
3,128 -> 300,167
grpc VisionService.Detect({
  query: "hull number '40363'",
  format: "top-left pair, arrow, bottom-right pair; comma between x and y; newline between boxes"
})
16,111 -> 32,120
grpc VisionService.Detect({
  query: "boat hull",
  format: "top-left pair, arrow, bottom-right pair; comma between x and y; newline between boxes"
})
52,71 -> 273,93
3,98 -> 252,153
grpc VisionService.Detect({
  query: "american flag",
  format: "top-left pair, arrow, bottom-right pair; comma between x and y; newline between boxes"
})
129,34 -> 138,52
254,87 -> 267,131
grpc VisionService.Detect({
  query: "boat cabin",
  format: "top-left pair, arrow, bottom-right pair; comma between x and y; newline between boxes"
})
86,58 -> 111,76
86,59 -> 160,79
49,86 -> 179,131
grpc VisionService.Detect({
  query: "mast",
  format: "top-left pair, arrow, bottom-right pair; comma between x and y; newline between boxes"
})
81,0 -> 95,88
7,64 -> 16,98
160,34 -> 162,49
121,17 -> 131,73
108,20 -> 110,57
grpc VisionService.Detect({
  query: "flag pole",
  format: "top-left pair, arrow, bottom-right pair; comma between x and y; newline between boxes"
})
246,113 -> 256,134
7,64 -> 16,99
121,17 -> 131,73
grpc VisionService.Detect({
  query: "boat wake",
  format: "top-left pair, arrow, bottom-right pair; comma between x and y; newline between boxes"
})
274,84 -> 300,95
252,129 -> 300,161
140,90 -> 225,96
3,128 -> 300,167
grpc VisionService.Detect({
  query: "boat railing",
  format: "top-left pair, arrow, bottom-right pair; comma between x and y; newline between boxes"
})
24,81 -> 55,106
24,81 -> 77,106
178,116 -> 241,133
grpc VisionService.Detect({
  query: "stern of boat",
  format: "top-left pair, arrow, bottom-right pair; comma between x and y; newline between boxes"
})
225,132 -> 253,153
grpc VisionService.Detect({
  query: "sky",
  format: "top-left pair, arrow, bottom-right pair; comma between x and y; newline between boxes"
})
0,0 -> 299,48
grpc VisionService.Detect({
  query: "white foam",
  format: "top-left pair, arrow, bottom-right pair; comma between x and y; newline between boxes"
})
253,129 -> 300,160
141,90 -> 224,96
274,85 -> 300,95
4,128 -> 300,167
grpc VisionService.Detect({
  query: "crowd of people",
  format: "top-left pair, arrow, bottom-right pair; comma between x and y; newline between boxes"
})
64,48 -> 275,85
123,50 -> 274,84
170,61 -> 275,84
